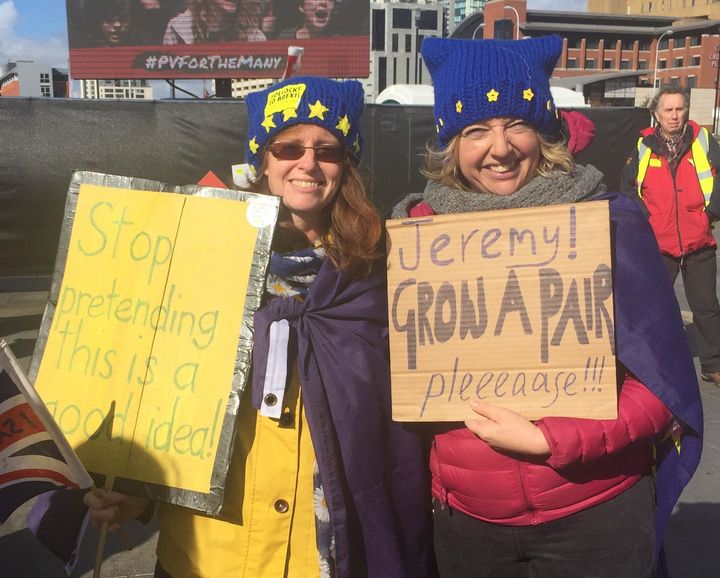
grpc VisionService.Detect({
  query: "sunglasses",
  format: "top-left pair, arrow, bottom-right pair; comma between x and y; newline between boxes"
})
267,142 -> 346,163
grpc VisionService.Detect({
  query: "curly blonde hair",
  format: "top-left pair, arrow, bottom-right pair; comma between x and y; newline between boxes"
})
422,129 -> 575,192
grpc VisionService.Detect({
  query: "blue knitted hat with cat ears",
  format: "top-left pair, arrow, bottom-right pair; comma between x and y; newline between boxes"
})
244,76 -> 364,175
421,35 -> 563,148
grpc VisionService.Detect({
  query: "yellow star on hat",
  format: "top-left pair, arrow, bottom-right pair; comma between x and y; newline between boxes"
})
308,99 -> 329,120
261,115 -> 276,133
283,108 -> 298,122
523,88 -> 534,101
249,137 -> 259,154
487,89 -> 499,102
336,115 -> 351,136
456,100 -> 463,113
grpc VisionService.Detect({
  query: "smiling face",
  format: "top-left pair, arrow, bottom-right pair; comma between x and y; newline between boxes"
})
300,0 -> 335,34
456,117 -> 541,196
264,124 -> 345,240
654,92 -> 687,137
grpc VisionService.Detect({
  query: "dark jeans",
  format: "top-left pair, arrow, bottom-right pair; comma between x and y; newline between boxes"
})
433,476 -> 655,578
664,247 -> 720,372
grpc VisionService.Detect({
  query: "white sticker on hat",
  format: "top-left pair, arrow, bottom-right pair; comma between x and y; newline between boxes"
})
232,163 -> 256,188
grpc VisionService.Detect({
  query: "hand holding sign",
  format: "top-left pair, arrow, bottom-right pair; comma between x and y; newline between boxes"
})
465,401 -> 550,457
83,488 -> 151,532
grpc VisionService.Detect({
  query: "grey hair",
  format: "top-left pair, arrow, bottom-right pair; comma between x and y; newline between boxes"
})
649,85 -> 689,114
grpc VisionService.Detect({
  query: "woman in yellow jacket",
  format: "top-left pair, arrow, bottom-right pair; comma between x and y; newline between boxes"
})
85,76 -> 435,578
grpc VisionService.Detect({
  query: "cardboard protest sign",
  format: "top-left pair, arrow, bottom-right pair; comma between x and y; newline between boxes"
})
30,172 -> 278,514
386,201 -> 617,422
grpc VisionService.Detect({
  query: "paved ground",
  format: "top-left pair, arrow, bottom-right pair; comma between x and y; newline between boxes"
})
662,276 -> 720,578
1,276 -> 719,577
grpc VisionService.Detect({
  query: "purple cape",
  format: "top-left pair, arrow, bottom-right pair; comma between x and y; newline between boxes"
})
605,193 -> 703,576
253,258 -> 436,578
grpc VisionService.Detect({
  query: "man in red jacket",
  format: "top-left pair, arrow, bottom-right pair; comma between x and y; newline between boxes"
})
622,85 -> 720,386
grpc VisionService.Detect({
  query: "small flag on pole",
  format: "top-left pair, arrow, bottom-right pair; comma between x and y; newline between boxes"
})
281,46 -> 304,80
0,339 -> 93,523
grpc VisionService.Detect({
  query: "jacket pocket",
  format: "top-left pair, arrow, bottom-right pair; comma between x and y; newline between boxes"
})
647,209 -> 680,255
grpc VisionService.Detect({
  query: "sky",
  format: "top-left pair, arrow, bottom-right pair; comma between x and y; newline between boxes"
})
0,0 -> 588,96
0,1 -> 68,67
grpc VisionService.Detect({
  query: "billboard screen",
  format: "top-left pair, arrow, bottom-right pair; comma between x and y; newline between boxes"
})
66,1 -> 369,80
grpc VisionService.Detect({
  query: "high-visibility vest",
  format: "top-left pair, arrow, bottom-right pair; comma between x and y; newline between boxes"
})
636,127 -> 713,206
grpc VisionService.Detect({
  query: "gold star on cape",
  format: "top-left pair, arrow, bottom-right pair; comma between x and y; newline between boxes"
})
455,100 -> 463,113
308,100 -> 329,120
336,115 -> 351,136
546,99 -> 552,111
523,88 -> 534,101
248,137 -> 259,154
487,89 -> 499,102
261,115 -> 276,132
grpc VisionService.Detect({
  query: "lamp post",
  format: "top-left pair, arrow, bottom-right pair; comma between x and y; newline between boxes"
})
472,22 -> 485,39
653,29 -> 673,90
504,5 -> 520,40
414,15 -> 420,84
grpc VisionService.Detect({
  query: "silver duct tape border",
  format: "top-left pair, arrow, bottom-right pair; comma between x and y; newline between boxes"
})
28,170 -> 279,515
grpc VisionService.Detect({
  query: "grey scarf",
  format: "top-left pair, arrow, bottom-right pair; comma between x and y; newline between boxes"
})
390,164 -> 606,218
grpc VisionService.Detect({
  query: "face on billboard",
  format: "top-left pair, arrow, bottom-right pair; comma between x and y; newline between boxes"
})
66,0 -> 371,80
99,1 -> 131,46
299,0 -> 336,37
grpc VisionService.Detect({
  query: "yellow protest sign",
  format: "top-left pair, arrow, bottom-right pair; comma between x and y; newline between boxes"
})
33,182 -> 273,495
387,201 -> 617,422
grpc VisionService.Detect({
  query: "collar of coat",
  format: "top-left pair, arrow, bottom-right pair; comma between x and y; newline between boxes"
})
640,119 -> 699,157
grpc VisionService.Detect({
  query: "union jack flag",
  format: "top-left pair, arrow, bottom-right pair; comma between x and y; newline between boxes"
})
0,339 -> 93,523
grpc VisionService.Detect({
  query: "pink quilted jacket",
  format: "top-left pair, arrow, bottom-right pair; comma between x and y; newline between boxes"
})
430,372 -> 671,525
406,201 -> 672,526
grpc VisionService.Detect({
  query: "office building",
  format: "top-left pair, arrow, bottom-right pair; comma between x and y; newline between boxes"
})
588,0 -> 720,19
449,0 -> 487,26
80,79 -> 153,100
229,78 -> 274,99
456,0 -> 720,113
368,1 -> 445,100
0,61 -> 68,98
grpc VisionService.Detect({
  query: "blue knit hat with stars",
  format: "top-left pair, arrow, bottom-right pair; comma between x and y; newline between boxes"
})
244,76 -> 364,174
422,35 -> 563,148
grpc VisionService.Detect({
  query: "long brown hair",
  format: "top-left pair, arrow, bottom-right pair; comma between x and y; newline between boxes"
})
250,136 -> 382,279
